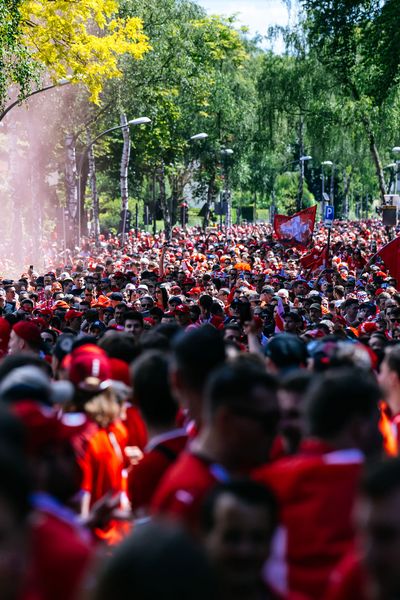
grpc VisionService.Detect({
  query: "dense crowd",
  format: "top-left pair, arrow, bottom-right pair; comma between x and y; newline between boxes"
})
1,220 -> 400,599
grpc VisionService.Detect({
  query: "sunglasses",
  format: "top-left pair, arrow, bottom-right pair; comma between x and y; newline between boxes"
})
141,303 -> 152,309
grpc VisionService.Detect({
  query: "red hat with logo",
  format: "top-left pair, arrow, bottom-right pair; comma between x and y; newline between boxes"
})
68,346 -> 111,391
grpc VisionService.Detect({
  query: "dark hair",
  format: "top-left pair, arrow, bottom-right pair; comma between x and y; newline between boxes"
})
115,302 -> 128,311
204,361 -> 277,417
153,323 -> 181,342
361,459 -> 400,499
199,294 -> 213,312
307,368 -> 381,438
124,311 -> 144,326
265,333 -> 308,370
0,354 -> 52,382
173,325 -> 226,391
132,351 -> 178,426
98,331 -> 140,363
0,448 -> 31,522
155,286 -> 168,310
279,370 -> 313,394
94,522 -> 216,600
139,332 -> 170,353
202,480 -> 278,535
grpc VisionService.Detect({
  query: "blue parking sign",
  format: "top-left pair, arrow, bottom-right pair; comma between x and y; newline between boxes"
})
324,205 -> 334,228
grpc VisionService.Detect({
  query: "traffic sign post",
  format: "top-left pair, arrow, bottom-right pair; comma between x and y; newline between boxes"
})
324,205 -> 334,266
324,205 -> 334,228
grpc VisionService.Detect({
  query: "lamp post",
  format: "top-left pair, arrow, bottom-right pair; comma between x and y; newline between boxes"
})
221,148 -> 234,228
76,116 -> 151,247
0,79 -> 71,123
321,160 -> 333,219
297,155 -> 312,212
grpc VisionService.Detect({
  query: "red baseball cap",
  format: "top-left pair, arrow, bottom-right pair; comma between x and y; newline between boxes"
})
65,309 -> 84,321
12,400 -> 75,454
13,321 -> 42,346
69,349 -> 111,391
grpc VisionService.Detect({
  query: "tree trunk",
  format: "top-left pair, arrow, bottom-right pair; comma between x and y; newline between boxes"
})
120,113 -> 131,245
342,168 -> 352,219
170,174 -> 179,226
158,163 -> 171,241
87,130 -> 100,244
361,115 -> 387,202
204,172 -> 215,230
64,133 -> 79,248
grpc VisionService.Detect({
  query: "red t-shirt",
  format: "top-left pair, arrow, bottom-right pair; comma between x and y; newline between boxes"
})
151,451 -> 225,530
324,552 -> 368,600
80,420 -> 128,503
29,506 -> 92,600
124,405 -> 148,450
254,448 -> 363,599
128,432 -> 188,511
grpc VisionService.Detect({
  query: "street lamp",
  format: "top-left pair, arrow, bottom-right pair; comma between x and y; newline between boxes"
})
321,160 -> 333,219
0,78 -> 71,123
297,155 -> 312,212
190,132 -> 209,141
77,116 -> 151,247
221,148 -> 234,227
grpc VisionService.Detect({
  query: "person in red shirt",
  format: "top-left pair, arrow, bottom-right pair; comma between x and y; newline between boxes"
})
127,351 -> 187,512
378,345 -> 400,455
152,360 -> 279,532
169,325 -> 226,431
255,368 -> 382,600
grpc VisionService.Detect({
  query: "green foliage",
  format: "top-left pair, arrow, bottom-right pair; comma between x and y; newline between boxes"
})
0,0 -> 38,111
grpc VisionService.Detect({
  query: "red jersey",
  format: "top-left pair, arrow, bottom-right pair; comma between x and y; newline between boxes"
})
80,419 -> 130,545
151,451 -> 229,530
324,552 -> 368,600
80,420 -> 128,503
254,448 -> 363,599
124,405 -> 148,450
29,494 -> 92,600
128,430 -> 187,511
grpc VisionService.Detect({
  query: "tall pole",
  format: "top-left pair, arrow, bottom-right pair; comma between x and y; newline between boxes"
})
87,130 -> 100,245
297,119 -> 304,212
120,113 -> 131,248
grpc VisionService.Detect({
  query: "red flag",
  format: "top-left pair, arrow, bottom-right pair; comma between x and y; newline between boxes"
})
300,245 -> 328,273
274,205 -> 317,247
375,235 -> 400,286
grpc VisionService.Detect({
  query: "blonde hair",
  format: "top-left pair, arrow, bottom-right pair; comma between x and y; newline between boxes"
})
85,386 -> 120,428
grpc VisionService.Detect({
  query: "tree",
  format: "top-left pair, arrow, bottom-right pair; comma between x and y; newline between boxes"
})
301,0 -> 400,202
0,0 -> 38,112
1,0 -> 150,108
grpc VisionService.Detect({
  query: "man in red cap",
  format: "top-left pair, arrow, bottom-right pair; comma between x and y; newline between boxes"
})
8,321 -> 42,355
64,309 -> 84,333
174,304 -> 192,328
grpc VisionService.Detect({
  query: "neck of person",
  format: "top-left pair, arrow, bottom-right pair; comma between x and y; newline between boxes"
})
386,390 -> 400,418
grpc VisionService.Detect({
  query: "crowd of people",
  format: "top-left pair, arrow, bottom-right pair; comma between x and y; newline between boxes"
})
1,219 -> 400,599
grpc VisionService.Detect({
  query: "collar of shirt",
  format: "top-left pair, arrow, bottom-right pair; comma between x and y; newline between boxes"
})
146,428 -> 187,452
